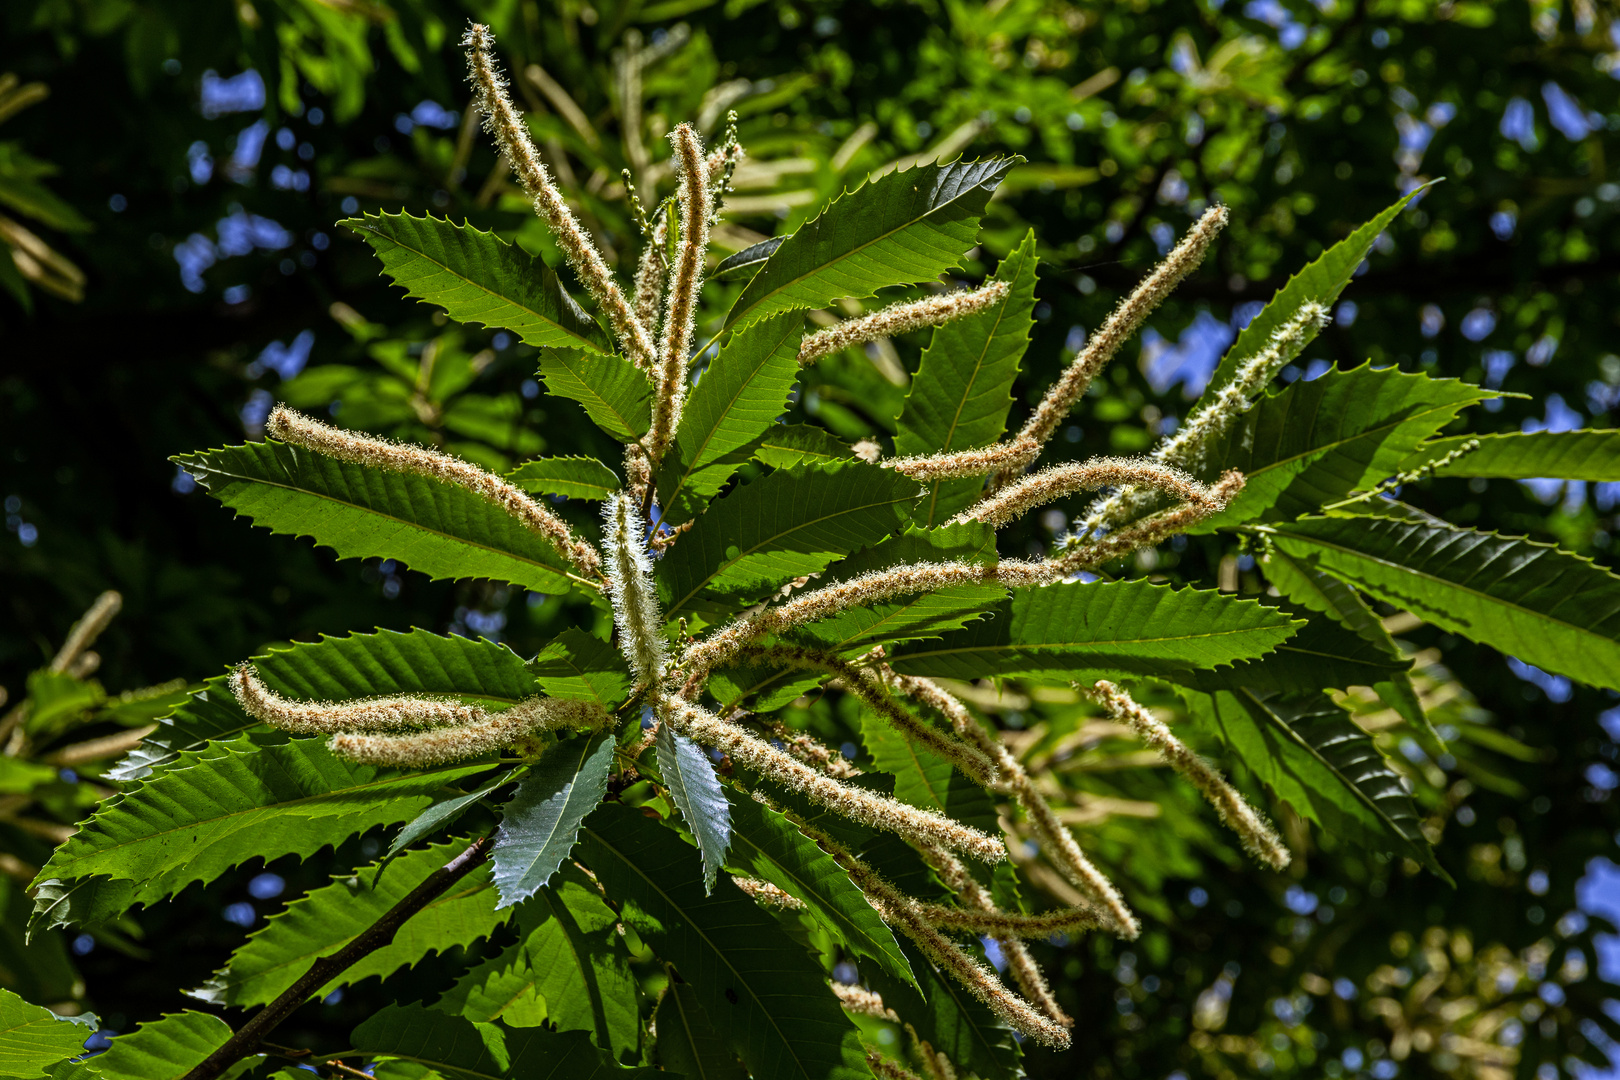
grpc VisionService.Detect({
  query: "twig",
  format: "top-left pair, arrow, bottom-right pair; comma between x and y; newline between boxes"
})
179,836 -> 494,1080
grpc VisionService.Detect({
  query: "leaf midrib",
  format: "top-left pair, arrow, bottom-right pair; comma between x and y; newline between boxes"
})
895,622 -> 1286,664
583,824 -> 820,1080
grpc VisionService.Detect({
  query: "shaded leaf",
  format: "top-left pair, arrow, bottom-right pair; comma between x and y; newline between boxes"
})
753,424 -> 855,469
384,769 -> 522,864
863,941 -> 1023,1080
342,211 -> 610,352
492,732 -> 615,908
893,230 -> 1038,525
175,441 -> 581,594
712,235 -> 788,282
1400,430 -> 1620,480
580,804 -> 870,1080
539,349 -> 654,442
657,725 -> 732,894
506,456 -> 621,500
1269,515 -> 1620,691
527,629 -> 634,710
655,983 -> 748,1080
351,1003 -> 652,1078
726,158 -> 1015,330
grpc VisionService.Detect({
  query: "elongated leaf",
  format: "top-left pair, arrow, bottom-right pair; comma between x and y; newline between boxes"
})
85,1012 -> 255,1080
655,983 -> 748,1080
580,805 -> 871,1080
1190,364 -> 1491,527
863,941 -> 1023,1080
1180,608 -> 1409,698
492,732 -> 615,908
438,865 -> 639,1060
1400,430 -> 1620,480
342,212 -> 610,352
114,629 -> 537,781
1264,547 -> 1430,737
507,456 -> 621,500
726,158 -> 1015,330
1201,185 -> 1427,404
191,841 -> 506,1008
540,349 -> 653,442
176,441 -> 581,594
724,795 -> 914,986
658,311 -> 804,524
713,235 -> 788,281
753,424 -> 855,469
894,230 -> 1038,525
385,770 -> 521,863
352,1003 -> 653,1078
33,737 -> 489,918
0,988 -> 89,1078
657,725 -> 732,894
527,629 -> 633,709
1269,514 -> 1620,691
888,580 -> 1300,680
658,460 -> 921,619
1180,688 -> 1441,875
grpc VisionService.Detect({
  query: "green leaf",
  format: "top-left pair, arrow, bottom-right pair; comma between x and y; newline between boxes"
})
753,425 -> 855,469
351,1003 -> 653,1078
726,158 -> 1016,330
712,235 -> 787,282
580,804 -> 871,1080
385,770 -> 521,864
527,629 -> 634,710
888,580 -> 1300,681
658,311 -> 804,524
657,725 -> 732,895
438,865 -> 639,1060
342,212 -> 610,353
540,349 -> 654,442
33,737 -> 489,916
894,230 -> 1038,525
1180,608 -> 1410,699
1264,547 -> 1431,738
23,670 -> 104,738
1399,430 -> 1620,480
657,460 -> 921,619
1199,185 -> 1428,405
0,987 -> 90,1078
725,792 -> 915,987
492,732 -> 615,908
1180,688 -> 1442,876
1189,364 -> 1492,528
1268,515 -> 1620,691
175,440 -> 582,595
84,1012 -> 257,1080
190,841 -> 506,1008
506,456 -> 621,500
114,629 -> 537,781
654,983 -> 748,1080
862,941 -> 1023,1080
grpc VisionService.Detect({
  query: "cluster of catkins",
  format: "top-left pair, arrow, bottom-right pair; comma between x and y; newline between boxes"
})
229,24 -> 1304,1060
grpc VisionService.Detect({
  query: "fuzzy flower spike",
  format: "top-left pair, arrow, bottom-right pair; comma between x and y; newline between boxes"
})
646,123 -> 713,465
463,25 -> 656,367
601,491 -> 668,688
797,281 -> 1011,366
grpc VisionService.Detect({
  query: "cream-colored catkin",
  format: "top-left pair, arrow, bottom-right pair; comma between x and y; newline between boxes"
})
231,663 -> 485,734
1086,680 -> 1290,871
601,492 -> 668,687
660,697 -> 1006,863
797,282 -> 1011,366
50,591 -> 122,674
267,406 -> 602,581
866,1055 -> 929,1080
834,983 -> 899,1022
882,436 -> 1040,481
462,25 -> 655,366
330,696 -> 608,766
630,211 -> 669,363
732,876 -> 807,910
888,673 -> 1139,939
647,123 -> 712,465
739,645 -> 996,788
765,721 -> 862,779
1057,470 -> 1246,574
989,204 -> 1228,490
915,901 -> 1104,939
956,457 -> 1217,528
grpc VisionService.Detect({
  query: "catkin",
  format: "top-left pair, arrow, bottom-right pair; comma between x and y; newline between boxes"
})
231,663 -> 484,734
647,123 -> 712,464
630,210 -> 669,361
330,697 -> 608,766
462,24 -> 655,366
1086,680 -> 1290,870
882,436 -> 1040,481
267,406 -> 601,581
798,282 -> 1011,366
602,492 -> 668,687
50,591 -> 122,674
956,457 -> 1218,528
660,697 -> 1006,863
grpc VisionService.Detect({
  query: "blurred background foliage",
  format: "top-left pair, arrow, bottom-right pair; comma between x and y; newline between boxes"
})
3,0 -> 1620,1077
